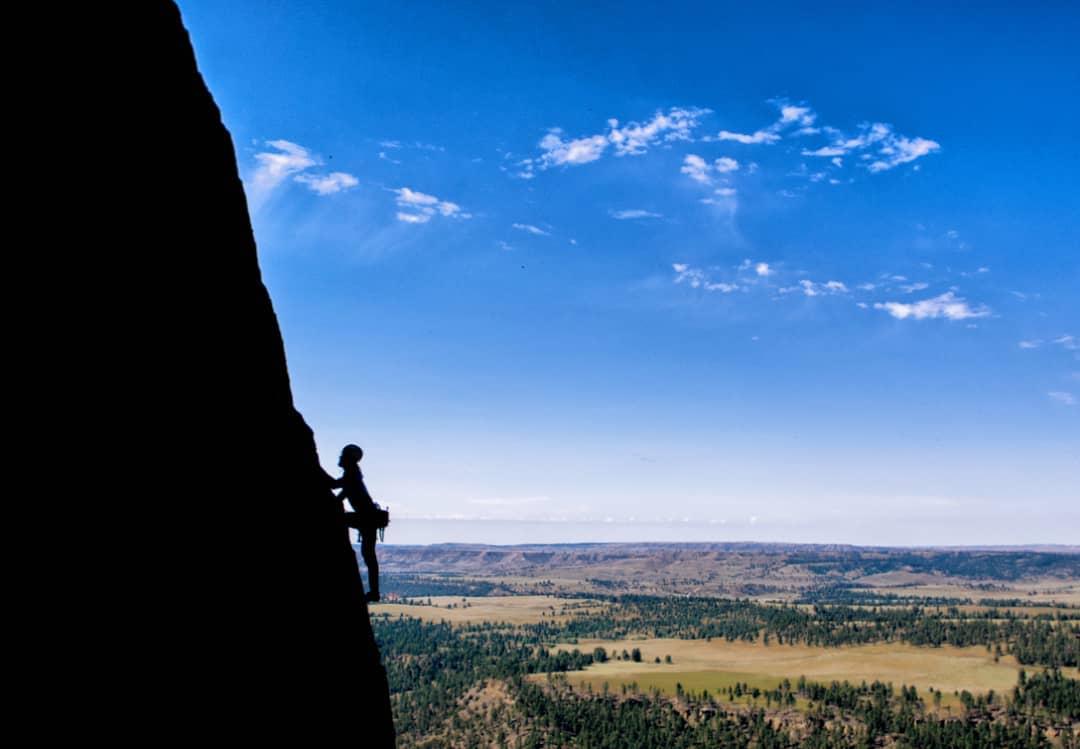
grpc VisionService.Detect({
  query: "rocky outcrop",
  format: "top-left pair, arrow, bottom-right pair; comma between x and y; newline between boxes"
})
7,3 -> 394,744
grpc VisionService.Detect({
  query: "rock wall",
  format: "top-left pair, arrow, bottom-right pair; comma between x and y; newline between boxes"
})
7,2 -> 394,743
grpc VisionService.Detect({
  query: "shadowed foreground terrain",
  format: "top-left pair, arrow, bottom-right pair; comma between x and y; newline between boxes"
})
8,3 -> 393,743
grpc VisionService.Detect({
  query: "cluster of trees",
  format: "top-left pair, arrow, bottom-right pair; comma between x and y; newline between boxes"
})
1012,668 -> 1080,722
514,677 -> 793,749
510,673 -> 1071,749
373,616 -> 597,741
373,594 -> 1080,747
798,586 -> 974,606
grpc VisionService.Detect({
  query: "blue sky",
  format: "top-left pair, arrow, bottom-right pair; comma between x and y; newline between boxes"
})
179,1 -> 1078,545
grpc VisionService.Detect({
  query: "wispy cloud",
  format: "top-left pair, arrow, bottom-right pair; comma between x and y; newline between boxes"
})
1047,391 -> 1077,406
251,140 -> 317,199
682,154 -> 740,187
295,171 -> 359,195
681,154 -> 710,183
781,279 -> 849,297
523,107 -> 710,176
873,291 -> 990,321
249,139 -> 360,208
1053,335 -> 1078,351
393,187 -> 469,224
714,129 -> 781,144
512,223 -> 550,236
607,108 -> 708,155
801,122 -> 940,172
899,281 -> 930,293
708,100 -> 814,145
672,263 -> 739,293
610,209 -> 662,220
1018,340 -> 1043,349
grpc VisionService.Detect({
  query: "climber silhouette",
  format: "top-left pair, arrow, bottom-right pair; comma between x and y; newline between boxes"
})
330,444 -> 382,602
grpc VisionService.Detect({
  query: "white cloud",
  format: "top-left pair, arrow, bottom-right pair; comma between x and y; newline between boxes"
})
607,107 -> 709,155
714,187 -> 737,197
802,145 -> 847,157
1018,340 -> 1043,349
538,130 -> 609,167
784,279 -> 849,297
755,262 -> 772,277
780,105 -> 816,126
250,140 -> 319,207
1047,391 -> 1077,406
868,136 -> 941,172
715,129 -> 780,144
672,263 -> 738,293
610,209 -> 662,220
294,171 -> 359,195
681,154 -> 711,183
802,122 -> 939,173
709,101 -> 816,146
393,187 -> 468,223
681,154 -> 739,184
249,139 -> 366,207
873,291 -> 990,321
1053,335 -> 1078,351
536,107 -> 709,171
512,223 -> 550,236
899,282 -> 930,293
715,156 -> 740,173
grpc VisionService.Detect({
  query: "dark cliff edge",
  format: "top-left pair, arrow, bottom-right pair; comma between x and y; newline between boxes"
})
7,2 -> 394,744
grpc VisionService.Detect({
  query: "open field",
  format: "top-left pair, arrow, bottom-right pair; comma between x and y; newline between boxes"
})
371,595 -> 606,625
866,581 -> 1080,607
554,637 -> 1079,700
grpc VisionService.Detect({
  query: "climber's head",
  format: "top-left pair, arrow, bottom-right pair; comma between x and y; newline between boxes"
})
339,443 -> 363,468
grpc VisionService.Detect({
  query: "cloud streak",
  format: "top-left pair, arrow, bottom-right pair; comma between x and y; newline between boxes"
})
873,291 -> 990,321
512,223 -> 550,236
521,107 -> 710,176
801,122 -> 940,172
394,187 -> 469,224
249,139 -> 360,208
610,209 -> 662,220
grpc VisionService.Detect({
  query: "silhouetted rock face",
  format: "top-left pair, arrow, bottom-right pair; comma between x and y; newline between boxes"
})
7,2 -> 393,744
